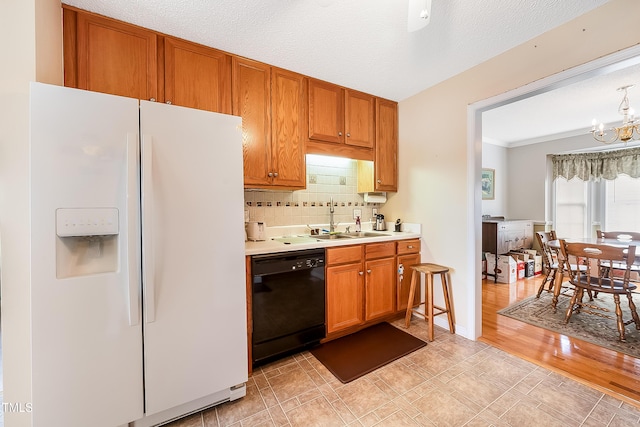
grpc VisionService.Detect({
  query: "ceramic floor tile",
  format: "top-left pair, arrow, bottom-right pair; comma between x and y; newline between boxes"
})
285,396 -> 345,427
375,361 -> 428,395
411,388 -> 478,427
160,320 -> 638,427
335,379 -> 391,418
267,366 -> 317,403
501,400 -> 580,427
215,383 -> 266,427
374,409 -> 420,426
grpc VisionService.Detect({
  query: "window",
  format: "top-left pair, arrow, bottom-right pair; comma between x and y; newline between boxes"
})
553,174 -> 640,237
605,174 -> 640,231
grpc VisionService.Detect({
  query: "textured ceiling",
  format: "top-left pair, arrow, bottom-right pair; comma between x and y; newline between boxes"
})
62,0 -> 610,102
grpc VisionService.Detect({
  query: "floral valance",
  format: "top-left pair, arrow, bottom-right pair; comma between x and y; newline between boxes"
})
552,146 -> 640,181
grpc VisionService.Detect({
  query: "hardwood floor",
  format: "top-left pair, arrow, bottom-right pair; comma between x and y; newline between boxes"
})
480,274 -> 640,408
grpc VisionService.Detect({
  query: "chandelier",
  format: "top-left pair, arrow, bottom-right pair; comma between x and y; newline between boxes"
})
591,85 -> 640,144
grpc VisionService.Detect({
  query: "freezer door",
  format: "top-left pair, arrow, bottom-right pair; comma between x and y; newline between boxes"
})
139,101 -> 248,416
29,83 -> 144,426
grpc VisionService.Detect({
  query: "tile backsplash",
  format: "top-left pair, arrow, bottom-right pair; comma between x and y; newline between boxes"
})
244,155 -> 381,228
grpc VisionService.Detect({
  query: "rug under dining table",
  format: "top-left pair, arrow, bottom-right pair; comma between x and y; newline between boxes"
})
498,291 -> 640,358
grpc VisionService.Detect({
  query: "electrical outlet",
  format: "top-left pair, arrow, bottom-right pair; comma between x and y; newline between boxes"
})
308,174 -> 317,184
372,208 -> 378,216
340,176 -> 346,185
244,209 -> 249,222
353,208 -> 362,219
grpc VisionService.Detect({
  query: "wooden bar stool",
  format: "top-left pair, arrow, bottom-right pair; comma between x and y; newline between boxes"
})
404,263 -> 455,341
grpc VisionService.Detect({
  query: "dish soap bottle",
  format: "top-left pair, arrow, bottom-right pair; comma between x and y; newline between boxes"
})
355,216 -> 361,232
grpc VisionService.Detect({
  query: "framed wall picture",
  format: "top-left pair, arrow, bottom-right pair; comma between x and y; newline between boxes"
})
481,168 -> 495,200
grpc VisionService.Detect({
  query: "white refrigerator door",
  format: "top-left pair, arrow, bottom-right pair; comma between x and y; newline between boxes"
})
30,83 -> 144,426
139,101 -> 248,416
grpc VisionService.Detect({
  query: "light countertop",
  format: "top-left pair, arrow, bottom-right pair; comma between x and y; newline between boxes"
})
245,223 -> 422,256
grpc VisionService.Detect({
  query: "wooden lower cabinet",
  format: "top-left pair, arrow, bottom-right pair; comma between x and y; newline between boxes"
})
364,257 -> 396,320
326,242 -> 398,336
326,262 -> 364,334
396,239 -> 421,312
396,253 -> 421,312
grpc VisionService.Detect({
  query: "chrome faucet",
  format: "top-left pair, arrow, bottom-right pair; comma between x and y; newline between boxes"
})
329,196 -> 336,233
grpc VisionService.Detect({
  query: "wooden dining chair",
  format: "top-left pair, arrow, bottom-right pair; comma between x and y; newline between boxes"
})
559,239 -> 640,342
535,231 -> 559,297
597,230 -> 640,283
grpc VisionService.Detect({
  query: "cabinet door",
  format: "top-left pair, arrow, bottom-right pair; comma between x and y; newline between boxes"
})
374,98 -> 398,192
345,90 -> 375,148
76,12 -> 157,101
232,58 -> 272,186
308,79 -> 344,144
365,257 -> 396,321
164,37 -> 232,113
397,253 -> 421,312
271,68 -> 306,188
326,263 -> 364,334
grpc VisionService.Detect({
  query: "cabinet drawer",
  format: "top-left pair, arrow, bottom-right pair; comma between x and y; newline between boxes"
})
397,239 -> 420,255
365,242 -> 395,260
326,245 -> 363,265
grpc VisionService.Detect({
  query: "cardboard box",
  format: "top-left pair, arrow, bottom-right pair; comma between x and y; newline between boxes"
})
532,255 -> 543,275
485,253 -> 518,283
524,259 -> 535,277
516,260 -> 525,279
509,251 -> 530,262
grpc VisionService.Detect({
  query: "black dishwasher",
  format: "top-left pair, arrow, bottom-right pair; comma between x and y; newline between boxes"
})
251,249 -> 326,367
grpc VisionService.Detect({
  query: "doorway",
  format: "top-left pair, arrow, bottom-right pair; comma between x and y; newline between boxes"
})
469,45 -> 640,339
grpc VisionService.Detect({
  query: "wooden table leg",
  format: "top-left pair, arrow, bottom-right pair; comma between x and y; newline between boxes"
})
552,262 -> 564,311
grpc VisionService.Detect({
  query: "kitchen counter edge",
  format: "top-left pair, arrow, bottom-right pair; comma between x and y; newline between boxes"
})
245,231 -> 422,256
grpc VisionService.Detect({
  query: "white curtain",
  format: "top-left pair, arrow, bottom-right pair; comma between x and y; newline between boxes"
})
552,147 -> 640,181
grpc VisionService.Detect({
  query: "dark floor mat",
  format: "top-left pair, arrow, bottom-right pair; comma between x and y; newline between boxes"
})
310,322 -> 427,383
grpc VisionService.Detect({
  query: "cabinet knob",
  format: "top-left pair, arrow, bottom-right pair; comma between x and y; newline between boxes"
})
346,133 -> 351,137
273,172 -> 278,178
338,132 -> 343,136
150,98 -> 156,102
166,100 -> 172,105
367,269 -> 372,274
377,179 -> 382,184
408,245 -> 414,249
268,172 -> 273,177
359,271 -> 364,276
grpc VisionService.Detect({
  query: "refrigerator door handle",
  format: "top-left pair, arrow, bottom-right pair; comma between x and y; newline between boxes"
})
127,133 -> 140,326
142,134 -> 156,323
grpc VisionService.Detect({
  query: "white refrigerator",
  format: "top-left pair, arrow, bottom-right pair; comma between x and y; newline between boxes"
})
29,83 -> 248,427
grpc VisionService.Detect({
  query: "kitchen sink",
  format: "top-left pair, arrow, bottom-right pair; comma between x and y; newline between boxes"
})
313,231 -> 390,240
314,234 -> 354,240
342,231 -> 390,238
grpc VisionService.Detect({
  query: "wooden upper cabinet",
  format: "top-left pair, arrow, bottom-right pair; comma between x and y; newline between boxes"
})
74,10 -> 158,101
375,98 -> 398,192
308,79 -> 375,149
164,37 -> 232,113
308,79 -> 344,144
232,57 -> 272,187
345,90 -> 375,149
232,60 -> 306,189
270,67 -> 306,188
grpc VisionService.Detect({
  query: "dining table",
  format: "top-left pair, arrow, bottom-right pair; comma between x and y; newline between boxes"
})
546,237 -> 640,309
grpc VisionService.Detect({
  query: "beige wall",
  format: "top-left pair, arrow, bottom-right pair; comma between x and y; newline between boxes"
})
386,0 -> 640,338
0,0 -> 62,425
